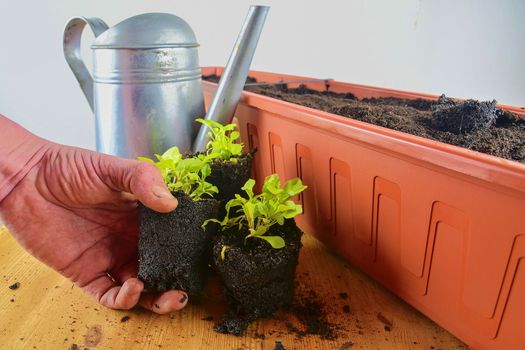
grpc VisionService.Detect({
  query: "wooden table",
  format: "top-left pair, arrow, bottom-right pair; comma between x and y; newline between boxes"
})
0,226 -> 467,350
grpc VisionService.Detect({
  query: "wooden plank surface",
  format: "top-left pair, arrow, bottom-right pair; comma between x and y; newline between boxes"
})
0,225 -> 468,350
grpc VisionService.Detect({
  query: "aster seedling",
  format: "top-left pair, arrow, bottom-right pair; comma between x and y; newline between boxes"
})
138,146 -> 218,200
195,118 -> 244,163
206,174 -> 307,250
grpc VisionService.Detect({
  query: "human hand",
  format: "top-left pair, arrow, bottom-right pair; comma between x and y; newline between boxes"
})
0,116 -> 187,313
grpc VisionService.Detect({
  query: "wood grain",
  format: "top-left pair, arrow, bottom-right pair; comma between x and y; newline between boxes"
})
0,226 -> 468,350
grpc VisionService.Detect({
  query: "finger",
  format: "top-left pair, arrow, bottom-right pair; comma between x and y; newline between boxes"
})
112,258 -> 138,284
93,191 -> 137,211
97,155 -> 178,213
139,290 -> 189,314
119,191 -> 137,202
97,278 -> 144,310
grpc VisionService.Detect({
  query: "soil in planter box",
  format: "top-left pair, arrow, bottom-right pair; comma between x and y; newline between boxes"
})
203,75 -> 525,163
138,192 -> 219,295
212,219 -> 303,335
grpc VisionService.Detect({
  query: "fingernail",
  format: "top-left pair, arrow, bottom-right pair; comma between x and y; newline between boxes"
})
152,185 -> 175,200
179,292 -> 188,304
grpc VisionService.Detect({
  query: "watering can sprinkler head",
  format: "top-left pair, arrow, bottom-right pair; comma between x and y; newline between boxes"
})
192,5 -> 270,153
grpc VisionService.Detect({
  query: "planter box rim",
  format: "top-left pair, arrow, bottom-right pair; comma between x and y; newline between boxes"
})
201,66 -> 525,195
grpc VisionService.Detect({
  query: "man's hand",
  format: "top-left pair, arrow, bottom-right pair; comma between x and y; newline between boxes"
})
0,115 -> 188,313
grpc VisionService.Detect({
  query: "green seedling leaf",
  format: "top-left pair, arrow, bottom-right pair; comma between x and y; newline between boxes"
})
213,174 -> 307,250
196,118 -> 244,162
283,178 -> 308,196
137,146 -> 218,201
255,225 -> 269,237
257,235 -> 285,249
262,174 -> 282,195
161,146 -> 182,160
241,179 -> 256,198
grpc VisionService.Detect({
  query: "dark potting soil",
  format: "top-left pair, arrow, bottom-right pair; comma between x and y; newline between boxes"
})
138,192 -> 219,295
203,75 -> 525,163
431,95 -> 502,134
212,219 -> 303,335
287,288 -> 339,340
274,341 -> 286,350
207,153 -> 254,205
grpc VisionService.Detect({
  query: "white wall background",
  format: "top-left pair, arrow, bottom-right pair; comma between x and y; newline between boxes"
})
0,0 -> 523,150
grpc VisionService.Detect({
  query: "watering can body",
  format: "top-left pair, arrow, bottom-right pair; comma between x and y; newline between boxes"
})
63,13 -> 206,158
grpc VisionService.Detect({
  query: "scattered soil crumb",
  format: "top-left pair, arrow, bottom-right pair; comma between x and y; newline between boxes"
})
384,325 -> 392,332
339,341 -> 354,350
343,305 -> 351,313
339,292 -> 348,299
8,282 -> 20,290
275,341 -> 286,350
69,344 -> 79,350
84,325 -> 103,347
289,288 -> 339,340
376,313 -> 393,327
120,316 -> 130,323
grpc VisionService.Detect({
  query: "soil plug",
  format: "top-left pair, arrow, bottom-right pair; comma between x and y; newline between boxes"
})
137,147 -> 220,295
205,174 -> 307,335
195,119 -> 254,214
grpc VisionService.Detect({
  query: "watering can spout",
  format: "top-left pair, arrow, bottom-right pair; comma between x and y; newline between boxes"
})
192,5 -> 269,152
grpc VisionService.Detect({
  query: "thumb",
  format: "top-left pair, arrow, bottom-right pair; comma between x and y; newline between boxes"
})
98,153 -> 178,213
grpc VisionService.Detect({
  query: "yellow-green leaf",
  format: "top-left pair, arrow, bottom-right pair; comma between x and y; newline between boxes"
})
258,235 -> 285,249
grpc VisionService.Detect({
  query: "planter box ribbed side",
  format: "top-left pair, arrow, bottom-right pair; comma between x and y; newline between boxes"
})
202,67 -> 525,350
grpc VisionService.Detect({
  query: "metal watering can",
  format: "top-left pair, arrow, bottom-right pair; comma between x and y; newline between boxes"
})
63,6 -> 268,158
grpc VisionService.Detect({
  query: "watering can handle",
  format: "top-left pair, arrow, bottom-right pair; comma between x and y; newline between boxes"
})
63,17 -> 109,112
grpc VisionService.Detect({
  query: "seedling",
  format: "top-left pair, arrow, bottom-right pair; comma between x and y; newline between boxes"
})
137,146 -> 221,294
196,118 -> 244,163
138,146 -> 218,200
207,174 -> 307,249
211,174 -> 306,334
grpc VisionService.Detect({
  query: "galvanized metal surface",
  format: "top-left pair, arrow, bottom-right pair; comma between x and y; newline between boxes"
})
64,13 -> 205,158
63,17 -> 109,111
192,5 -> 269,152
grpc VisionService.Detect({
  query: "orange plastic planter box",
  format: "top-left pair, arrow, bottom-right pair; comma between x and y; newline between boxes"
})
201,67 -> 525,350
